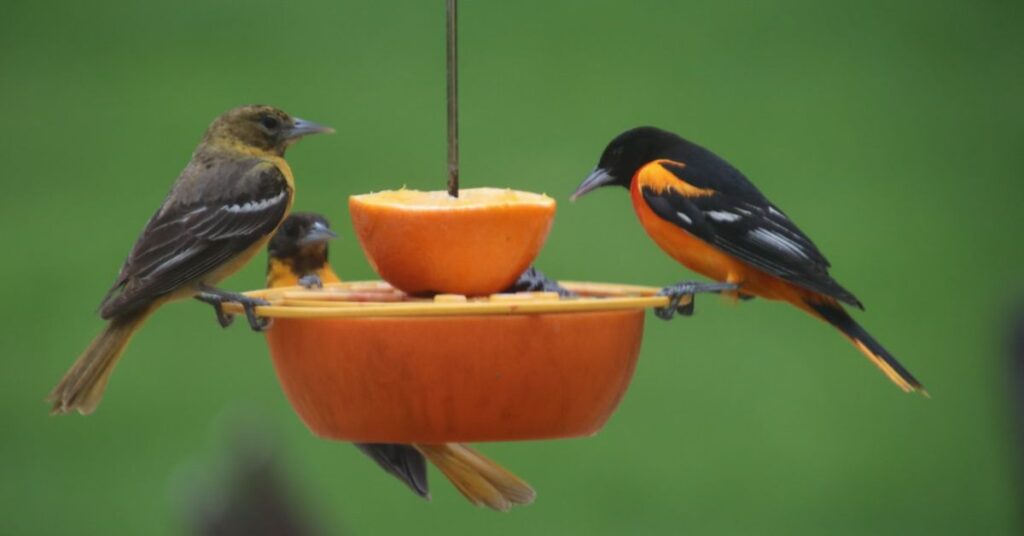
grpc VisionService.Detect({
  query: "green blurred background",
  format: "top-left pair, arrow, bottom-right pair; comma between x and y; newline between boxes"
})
2,0 -> 1022,534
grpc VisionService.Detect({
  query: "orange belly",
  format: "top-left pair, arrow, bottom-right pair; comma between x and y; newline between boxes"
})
267,261 -> 341,289
629,181 -> 810,305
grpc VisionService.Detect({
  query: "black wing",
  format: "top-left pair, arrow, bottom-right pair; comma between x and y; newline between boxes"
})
354,443 -> 430,498
641,161 -> 862,308
100,158 -> 291,318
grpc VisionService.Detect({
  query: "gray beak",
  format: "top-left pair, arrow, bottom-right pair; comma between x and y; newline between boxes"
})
299,221 -> 338,245
286,117 -> 335,139
570,167 -> 617,202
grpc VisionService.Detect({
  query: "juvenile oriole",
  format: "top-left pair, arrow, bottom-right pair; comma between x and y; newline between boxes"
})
571,126 -> 924,394
266,213 -> 536,511
49,105 -> 333,415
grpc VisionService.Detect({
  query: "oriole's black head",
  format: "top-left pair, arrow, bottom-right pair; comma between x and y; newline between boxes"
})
204,105 -> 334,156
571,126 -> 684,201
268,213 -> 337,262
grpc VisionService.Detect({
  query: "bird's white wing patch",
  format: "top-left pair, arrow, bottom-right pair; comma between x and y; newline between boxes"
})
224,190 -> 288,213
707,210 -> 742,222
748,228 -> 809,259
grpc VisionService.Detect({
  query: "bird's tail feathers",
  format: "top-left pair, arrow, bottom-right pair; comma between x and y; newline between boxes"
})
48,308 -> 152,415
416,443 -> 535,511
805,299 -> 925,395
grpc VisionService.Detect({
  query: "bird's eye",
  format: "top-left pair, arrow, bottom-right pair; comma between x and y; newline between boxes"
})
260,116 -> 280,130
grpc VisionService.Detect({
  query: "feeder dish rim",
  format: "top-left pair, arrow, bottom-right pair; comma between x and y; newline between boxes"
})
220,280 -> 673,319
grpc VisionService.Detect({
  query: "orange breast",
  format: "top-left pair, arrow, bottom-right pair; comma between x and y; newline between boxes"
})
267,261 -> 341,289
317,265 -> 342,284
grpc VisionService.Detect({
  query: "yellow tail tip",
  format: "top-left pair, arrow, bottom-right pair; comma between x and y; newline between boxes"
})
416,443 -> 534,511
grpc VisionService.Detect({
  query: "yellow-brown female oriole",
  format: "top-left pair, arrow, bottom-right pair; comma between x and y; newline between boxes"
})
49,105 -> 333,415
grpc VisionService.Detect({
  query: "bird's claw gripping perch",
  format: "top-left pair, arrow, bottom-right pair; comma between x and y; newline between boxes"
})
654,281 -> 740,321
196,286 -> 272,332
237,297 -> 272,332
298,274 -> 323,289
504,266 -> 577,297
204,299 -> 235,328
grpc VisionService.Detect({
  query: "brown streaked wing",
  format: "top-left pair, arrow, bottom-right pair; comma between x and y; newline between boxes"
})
99,159 -> 290,318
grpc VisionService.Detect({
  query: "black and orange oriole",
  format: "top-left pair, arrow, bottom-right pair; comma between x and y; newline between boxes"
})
572,127 -> 924,394
49,105 -> 333,415
267,213 -> 536,511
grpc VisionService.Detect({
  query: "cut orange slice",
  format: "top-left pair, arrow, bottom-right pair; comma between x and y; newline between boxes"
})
349,188 -> 556,296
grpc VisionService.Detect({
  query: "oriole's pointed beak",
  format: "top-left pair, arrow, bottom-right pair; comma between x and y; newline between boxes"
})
570,167 -> 617,202
299,221 -> 338,245
286,118 -> 335,139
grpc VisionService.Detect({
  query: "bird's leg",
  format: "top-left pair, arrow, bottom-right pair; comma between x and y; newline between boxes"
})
503,266 -> 577,297
654,281 -> 739,321
298,274 -> 323,289
196,285 -> 272,332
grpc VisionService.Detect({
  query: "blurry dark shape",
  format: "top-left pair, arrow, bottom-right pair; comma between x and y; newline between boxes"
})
505,266 -> 576,297
1008,299 -> 1024,509
181,424 -> 327,536
1011,302 -> 1024,438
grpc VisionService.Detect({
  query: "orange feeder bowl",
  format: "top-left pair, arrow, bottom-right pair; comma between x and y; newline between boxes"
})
227,281 -> 671,443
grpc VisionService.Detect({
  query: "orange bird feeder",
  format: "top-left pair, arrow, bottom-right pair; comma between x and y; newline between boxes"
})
225,282 -> 672,443
219,0 -> 677,444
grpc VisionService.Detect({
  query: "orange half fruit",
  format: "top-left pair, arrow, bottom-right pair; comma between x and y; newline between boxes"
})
349,188 -> 556,296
